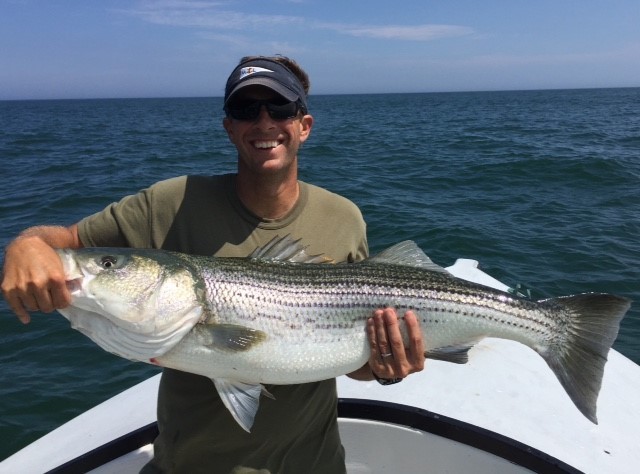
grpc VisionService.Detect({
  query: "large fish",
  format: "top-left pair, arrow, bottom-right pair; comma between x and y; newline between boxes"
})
56,236 -> 630,431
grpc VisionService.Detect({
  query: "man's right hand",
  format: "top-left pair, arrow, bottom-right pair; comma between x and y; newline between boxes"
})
1,225 -> 80,324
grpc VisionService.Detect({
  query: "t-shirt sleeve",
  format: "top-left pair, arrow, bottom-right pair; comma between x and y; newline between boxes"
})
77,190 -> 152,248
77,176 -> 187,249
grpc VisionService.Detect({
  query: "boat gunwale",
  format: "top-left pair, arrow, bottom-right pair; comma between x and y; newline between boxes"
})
45,398 -> 583,474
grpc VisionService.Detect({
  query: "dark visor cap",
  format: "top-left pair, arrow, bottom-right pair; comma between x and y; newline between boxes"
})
224,58 -> 308,112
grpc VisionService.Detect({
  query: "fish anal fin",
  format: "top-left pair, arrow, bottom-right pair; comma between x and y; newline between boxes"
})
426,344 -> 475,364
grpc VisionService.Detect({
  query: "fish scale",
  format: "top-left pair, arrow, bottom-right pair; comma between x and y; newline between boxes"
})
56,235 -> 630,431
195,257 -> 556,350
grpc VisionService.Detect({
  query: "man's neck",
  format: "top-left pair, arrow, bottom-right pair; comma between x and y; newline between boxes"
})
235,172 -> 300,220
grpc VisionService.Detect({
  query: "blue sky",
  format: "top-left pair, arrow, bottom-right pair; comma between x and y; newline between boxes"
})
1,0 -> 639,99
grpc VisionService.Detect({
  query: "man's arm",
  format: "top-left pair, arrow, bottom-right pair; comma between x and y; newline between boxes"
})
1,224 -> 82,324
347,308 -> 425,381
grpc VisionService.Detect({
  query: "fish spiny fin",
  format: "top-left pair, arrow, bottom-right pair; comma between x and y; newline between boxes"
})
539,293 -> 630,424
368,241 -> 449,273
196,324 -> 267,352
249,235 -> 332,263
213,379 -> 269,432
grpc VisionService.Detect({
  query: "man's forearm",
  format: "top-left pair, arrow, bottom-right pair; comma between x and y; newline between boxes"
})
13,224 -> 82,249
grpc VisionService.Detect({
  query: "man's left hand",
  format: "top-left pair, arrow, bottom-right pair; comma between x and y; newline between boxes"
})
367,308 -> 425,381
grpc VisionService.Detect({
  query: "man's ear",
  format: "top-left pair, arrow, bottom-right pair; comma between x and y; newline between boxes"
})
298,114 -> 314,143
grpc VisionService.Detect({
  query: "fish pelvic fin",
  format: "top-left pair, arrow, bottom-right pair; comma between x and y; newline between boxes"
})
541,293 -> 631,424
213,379 -> 272,432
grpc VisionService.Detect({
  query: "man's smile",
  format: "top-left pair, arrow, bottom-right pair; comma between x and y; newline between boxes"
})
252,139 -> 281,149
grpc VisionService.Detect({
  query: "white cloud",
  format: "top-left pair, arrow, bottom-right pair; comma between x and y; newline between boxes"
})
327,24 -> 475,41
123,1 -> 304,29
122,1 -> 473,42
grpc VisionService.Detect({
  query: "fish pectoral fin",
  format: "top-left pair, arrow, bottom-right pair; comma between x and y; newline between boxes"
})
213,379 -> 271,432
426,343 -> 476,364
199,324 -> 267,352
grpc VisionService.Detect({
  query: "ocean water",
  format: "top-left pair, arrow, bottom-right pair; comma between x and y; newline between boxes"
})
1,88 -> 639,460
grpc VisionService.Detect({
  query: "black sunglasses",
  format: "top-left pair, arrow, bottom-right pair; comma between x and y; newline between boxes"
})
225,99 -> 305,121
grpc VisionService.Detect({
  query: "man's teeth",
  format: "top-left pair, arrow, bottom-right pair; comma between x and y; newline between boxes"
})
254,140 -> 279,149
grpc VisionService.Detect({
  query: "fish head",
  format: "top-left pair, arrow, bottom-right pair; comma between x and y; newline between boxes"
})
55,248 -> 204,361
58,248 -> 167,321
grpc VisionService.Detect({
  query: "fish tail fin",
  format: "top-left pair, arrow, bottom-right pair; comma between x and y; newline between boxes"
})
540,293 -> 631,424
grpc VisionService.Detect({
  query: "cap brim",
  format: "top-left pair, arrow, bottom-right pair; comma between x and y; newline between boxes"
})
225,77 -> 299,105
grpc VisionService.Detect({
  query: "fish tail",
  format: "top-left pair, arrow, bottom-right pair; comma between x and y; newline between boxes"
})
541,293 -> 631,424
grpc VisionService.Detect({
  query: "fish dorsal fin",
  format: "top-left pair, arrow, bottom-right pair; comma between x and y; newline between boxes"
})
249,235 -> 332,263
368,240 -> 449,273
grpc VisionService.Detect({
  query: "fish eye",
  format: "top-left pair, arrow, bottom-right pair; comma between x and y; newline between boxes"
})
100,256 -> 119,269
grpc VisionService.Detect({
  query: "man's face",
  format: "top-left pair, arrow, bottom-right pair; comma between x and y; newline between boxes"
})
223,85 -> 313,177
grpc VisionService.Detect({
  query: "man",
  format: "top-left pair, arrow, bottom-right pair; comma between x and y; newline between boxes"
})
2,56 -> 425,473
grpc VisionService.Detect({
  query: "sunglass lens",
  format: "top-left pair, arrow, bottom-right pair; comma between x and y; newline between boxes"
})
227,101 -> 261,120
227,100 -> 300,121
266,101 -> 299,120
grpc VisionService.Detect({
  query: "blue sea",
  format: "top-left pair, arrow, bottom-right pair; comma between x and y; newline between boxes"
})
1,89 -> 639,460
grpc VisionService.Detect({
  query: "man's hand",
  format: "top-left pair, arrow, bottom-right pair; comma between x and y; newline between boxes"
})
347,307 -> 425,381
1,226 -> 80,324
367,308 -> 425,380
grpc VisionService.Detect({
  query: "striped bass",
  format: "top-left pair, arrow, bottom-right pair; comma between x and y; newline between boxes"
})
56,236 -> 630,431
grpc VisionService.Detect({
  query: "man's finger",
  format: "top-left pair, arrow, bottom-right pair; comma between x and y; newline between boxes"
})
4,294 -> 32,324
404,311 -> 425,368
374,309 -> 392,359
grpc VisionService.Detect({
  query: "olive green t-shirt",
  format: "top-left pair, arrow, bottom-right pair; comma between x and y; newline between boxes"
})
77,174 -> 368,474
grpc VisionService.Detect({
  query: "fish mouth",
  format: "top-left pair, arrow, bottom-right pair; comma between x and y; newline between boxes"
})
55,249 -> 83,279
55,249 -> 86,296
65,278 -> 83,295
